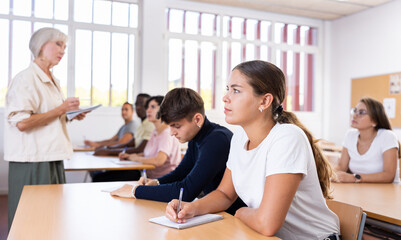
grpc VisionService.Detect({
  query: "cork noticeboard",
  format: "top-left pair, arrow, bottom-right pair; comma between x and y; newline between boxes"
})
352,72 -> 401,127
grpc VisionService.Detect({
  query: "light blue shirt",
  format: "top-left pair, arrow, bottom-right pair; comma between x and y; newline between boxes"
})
116,120 -> 136,140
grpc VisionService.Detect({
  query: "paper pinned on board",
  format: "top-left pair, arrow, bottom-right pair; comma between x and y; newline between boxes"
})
149,214 -> 223,229
383,98 -> 396,119
66,104 -> 102,120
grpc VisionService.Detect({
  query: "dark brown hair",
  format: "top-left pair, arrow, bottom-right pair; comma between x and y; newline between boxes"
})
158,88 -> 205,124
361,97 -> 391,130
145,96 -> 164,109
360,97 -> 401,158
233,60 -> 333,199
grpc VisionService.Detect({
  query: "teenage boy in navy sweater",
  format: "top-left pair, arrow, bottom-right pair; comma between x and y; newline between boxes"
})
111,88 -> 245,214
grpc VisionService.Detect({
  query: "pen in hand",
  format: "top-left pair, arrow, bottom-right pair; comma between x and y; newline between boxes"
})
142,169 -> 147,184
120,147 -> 128,160
176,188 -> 184,218
122,146 -> 127,154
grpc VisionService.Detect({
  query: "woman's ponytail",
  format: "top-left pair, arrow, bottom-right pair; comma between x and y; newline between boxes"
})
276,110 -> 333,199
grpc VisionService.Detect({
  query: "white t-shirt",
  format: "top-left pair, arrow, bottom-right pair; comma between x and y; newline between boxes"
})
227,123 -> 339,240
343,128 -> 400,183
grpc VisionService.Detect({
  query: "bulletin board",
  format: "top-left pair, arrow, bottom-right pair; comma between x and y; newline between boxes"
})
351,72 -> 401,127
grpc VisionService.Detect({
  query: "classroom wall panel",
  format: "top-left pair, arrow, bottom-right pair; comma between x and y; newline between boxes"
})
140,0 -> 167,96
328,0 -> 401,144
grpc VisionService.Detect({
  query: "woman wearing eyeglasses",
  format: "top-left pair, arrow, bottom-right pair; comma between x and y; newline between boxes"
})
335,97 -> 400,183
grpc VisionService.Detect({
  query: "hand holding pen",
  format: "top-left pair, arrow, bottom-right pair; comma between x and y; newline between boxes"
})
165,188 -> 197,223
141,169 -> 147,184
118,147 -> 129,160
176,188 -> 183,216
138,177 -> 158,185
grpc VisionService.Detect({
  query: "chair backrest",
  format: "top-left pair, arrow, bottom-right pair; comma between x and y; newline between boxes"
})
326,200 -> 366,240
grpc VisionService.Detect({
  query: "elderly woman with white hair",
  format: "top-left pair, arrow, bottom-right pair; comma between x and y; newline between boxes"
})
5,27 -> 85,230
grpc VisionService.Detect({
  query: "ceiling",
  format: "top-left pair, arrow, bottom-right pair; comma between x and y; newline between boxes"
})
184,0 -> 393,20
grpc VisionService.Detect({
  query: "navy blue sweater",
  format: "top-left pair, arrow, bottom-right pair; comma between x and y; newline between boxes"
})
135,118 -> 245,213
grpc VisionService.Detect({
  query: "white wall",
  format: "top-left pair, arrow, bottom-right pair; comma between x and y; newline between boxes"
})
327,0 -> 401,144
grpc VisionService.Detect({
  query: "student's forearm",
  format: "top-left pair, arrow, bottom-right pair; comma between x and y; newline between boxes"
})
125,147 -> 143,154
192,190 -> 236,216
16,107 -> 64,132
235,207 -> 277,237
360,172 -> 396,183
336,148 -> 350,171
134,156 -> 166,167
125,140 -> 147,153
94,148 -> 122,156
105,139 -> 127,146
97,138 -> 130,147
93,135 -> 120,147
108,142 -> 128,149
94,140 -> 117,147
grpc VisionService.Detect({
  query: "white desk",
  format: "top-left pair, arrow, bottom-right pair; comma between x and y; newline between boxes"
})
64,151 -> 155,171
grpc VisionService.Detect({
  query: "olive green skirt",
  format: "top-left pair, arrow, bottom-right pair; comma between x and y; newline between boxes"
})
8,161 -> 65,231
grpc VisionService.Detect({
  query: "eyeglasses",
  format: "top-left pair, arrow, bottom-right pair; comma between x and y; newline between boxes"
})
350,108 -> 368,117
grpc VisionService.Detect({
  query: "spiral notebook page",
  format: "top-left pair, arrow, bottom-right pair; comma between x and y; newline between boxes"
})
149,214 -> 223,229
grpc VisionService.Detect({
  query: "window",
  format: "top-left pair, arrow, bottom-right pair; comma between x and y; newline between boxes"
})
274,23 -> 317,111
166,8 -> 318,111
166,9 -> 219,110
0,0 -> 139,107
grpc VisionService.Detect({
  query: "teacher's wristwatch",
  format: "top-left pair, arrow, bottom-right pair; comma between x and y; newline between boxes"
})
353,173 -> 362,183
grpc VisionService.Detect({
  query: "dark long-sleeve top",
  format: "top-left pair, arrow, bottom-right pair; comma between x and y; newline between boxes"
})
135,118 -> 237,203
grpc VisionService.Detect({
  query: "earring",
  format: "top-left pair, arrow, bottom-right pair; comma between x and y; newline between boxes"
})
259,107 -> 263,113
197,124 -> 201,128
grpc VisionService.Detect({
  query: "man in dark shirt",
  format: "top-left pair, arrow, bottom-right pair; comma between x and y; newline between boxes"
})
111,88 -> 245,214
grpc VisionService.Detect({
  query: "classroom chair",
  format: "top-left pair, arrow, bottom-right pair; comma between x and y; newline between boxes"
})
326,200 -> 366,240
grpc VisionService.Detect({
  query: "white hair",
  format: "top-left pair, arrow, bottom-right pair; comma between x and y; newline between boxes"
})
29,27 -> 68,58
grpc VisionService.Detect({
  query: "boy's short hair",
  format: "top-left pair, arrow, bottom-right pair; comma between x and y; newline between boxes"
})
158,88 -> 205,124
123,102 -> 134,110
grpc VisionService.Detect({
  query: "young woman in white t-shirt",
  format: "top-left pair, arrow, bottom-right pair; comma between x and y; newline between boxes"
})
165,60 -> 340,240
335,97 -> 400,183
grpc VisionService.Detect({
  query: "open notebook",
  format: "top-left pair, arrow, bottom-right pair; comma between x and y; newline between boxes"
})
149,214 -> 223,229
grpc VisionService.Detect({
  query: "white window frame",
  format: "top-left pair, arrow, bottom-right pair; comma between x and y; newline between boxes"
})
164,0 -> 324,135
0,0 -> 142,107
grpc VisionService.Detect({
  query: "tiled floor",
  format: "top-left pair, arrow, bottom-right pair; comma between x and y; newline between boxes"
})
0,195 -> 8,240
